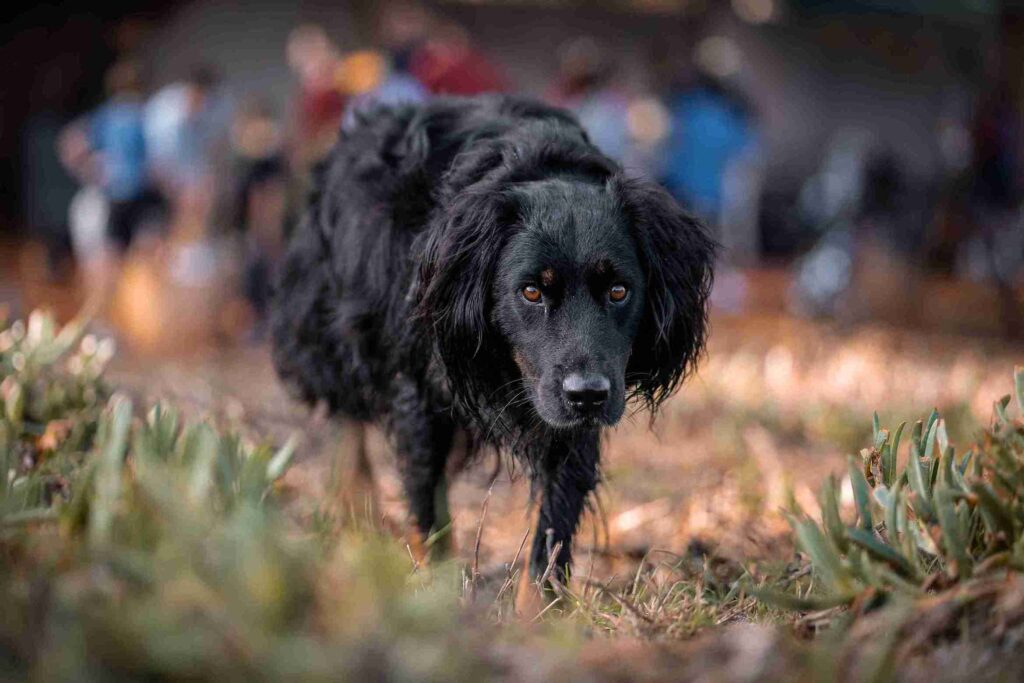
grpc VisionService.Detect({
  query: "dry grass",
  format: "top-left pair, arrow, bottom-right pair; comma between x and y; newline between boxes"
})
4,309 -> 1024,681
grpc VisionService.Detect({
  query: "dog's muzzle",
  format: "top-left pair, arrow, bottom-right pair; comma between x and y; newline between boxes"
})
562,373 -> 610,413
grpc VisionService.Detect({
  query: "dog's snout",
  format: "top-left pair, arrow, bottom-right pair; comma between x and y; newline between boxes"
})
562,373 -> 610,410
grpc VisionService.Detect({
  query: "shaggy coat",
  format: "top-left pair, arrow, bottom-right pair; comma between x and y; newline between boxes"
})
272,95 -> 714,583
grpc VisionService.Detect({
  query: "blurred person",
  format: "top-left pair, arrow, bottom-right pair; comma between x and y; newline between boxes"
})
408,20 -> 506,96
132,66 -> 237,351
964,70 -> 1024,337
659,59 -> 759,313
789,130 -> 873,317
970,76 -> 1020,219
145,65 -> 231,240
377,3 -> 505,96
59,125 -> 108,274
796,128 -> 874,233
286,24 -> 346,168
371,48 -> 429,106
229,99 -> 289,339
718,140 -> 765,264
338,50 -> 428,125
661,70 -> 758,225
790,132 -> 920,321
59,61 -> 163,317
925,93 -> 974,277
84,61 -> 162,251
23,62 -> 81,279
548,37 -> 631,163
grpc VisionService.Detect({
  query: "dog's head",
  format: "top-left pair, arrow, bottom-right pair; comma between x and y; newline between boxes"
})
490,179 -> 646,427
416,144 -> 714,434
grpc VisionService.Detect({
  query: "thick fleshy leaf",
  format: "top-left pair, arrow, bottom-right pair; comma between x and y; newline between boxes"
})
935,488 -> 972,579
848,456 -> 874,530
885,422 -> 905,488
971,481 -> 1015,540
789,513 -> 854,594
846,527 -> 916,578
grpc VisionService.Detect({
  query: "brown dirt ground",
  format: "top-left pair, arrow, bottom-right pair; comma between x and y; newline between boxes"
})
106,312 -> 1024,586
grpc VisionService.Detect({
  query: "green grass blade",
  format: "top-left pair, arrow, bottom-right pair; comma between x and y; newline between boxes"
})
995,395 -> 1011,426
924,410 -> 940,458
935,488 -> 971,579
820,475 -> 847,552
187,423 -> 218,503
266,436 -> 297,483
1015,366 -> 1024,415
885,422 -> 905,488
906,444 -> 933,520
936,419 -> 949,457
884,484 -> 902,545
89,396 -> 133,548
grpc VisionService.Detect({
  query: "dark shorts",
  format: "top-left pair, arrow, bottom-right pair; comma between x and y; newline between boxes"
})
106,189 -> 165,251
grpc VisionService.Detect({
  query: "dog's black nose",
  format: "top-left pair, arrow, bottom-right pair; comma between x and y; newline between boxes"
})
563,373 -> 610,410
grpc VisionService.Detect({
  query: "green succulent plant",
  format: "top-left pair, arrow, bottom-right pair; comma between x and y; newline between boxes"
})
784,367 -> 1024,604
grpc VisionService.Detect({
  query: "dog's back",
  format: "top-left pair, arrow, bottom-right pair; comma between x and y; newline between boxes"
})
271,95 -> 589,420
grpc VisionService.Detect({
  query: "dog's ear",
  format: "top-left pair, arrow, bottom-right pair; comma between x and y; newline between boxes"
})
413,183 -> 516,416
613,176 -> 716,411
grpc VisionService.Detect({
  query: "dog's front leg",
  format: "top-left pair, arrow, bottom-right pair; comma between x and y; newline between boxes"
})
528,430 -> 600,589
392,378 -> 456,560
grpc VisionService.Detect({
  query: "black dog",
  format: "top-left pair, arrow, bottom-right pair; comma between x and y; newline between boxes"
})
271,95 -> 714,585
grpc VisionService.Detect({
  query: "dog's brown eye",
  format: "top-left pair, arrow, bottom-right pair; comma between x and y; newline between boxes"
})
609,284 -> 628,303
522,285 -> 542,303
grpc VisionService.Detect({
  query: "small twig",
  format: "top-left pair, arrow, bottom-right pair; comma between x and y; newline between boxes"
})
531,595 -> 563,622
583,533 -> 597,607
495,575 -> 516,605
470,483 -> 493,603
495,527 -> 532,608
648,547 -> 686,560
588,580 -> 655,624
782,565 -> 813,587
508,526 -> 531,584
405,543 -> 421,574
537,538 -> 563,596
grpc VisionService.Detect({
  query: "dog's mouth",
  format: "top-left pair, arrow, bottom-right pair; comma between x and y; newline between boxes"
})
529,394 -> 622,430
563,414 -> 606,429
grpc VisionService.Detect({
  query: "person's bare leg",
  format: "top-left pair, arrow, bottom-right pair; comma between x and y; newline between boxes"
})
80,247 -> 122,322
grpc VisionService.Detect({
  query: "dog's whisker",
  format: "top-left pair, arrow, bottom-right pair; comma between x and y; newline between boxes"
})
482,383 -> 534,443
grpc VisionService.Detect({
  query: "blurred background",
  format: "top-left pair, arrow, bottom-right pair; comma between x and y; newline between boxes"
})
3,0 -> 1024,345
2,0 -> 1024,613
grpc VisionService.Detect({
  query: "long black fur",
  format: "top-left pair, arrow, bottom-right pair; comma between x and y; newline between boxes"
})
272,95 -> 714,584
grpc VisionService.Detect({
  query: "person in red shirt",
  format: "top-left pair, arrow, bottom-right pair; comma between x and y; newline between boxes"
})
286,25 -> 346,167
409,21 -> 507,96
378,4 -> 506,97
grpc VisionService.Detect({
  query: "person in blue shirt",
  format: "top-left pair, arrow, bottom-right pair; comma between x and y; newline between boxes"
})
59,61 -> 167,322
86,61 -> 163,251
662,74 -> 757,223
